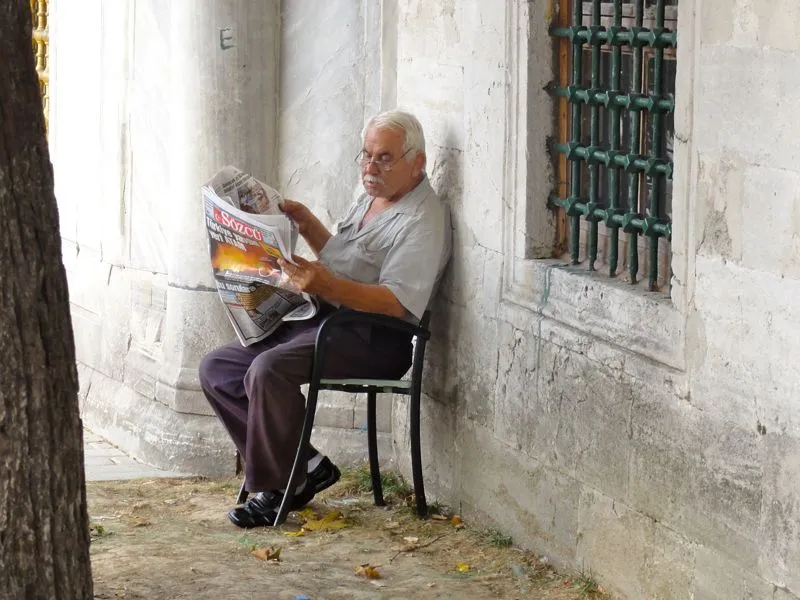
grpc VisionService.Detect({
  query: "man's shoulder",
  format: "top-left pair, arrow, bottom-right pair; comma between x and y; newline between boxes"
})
403,178 -> 445,218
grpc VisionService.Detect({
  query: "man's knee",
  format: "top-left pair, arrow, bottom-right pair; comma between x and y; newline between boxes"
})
198,347 -> 226,393
244,346 -> 306,394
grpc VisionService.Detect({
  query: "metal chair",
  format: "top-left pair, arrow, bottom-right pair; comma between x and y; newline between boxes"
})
235,309 -> 432,526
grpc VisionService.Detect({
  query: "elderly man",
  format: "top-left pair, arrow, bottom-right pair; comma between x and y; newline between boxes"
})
199,110 -> 451,528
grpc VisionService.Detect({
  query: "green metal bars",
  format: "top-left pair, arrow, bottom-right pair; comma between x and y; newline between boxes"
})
550,0 -> 677,291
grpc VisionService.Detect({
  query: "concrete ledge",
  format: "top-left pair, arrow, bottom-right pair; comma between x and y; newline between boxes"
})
79,363 -> 234,477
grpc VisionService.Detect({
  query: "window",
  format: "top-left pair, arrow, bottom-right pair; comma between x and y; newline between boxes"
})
30,0 -> 50,131
550,0 -> 678,291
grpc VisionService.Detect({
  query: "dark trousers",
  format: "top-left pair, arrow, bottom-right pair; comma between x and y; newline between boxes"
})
199,307 -> 412,492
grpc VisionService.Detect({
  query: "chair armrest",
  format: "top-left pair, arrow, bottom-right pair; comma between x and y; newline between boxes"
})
315,309 -> 431,349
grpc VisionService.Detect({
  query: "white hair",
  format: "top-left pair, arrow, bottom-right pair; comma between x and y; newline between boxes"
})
364,110 -> 426,165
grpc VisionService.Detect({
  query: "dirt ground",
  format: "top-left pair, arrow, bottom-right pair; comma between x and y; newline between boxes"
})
87,469 -> 611,600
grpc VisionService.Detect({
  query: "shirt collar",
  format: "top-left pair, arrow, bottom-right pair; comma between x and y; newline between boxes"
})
381,174 -> 433,216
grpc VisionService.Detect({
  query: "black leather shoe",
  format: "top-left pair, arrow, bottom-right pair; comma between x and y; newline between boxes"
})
227,483 -> 317,528
228,457 -> 341,528
227,492 -> 279,528
308,456 -> 341,495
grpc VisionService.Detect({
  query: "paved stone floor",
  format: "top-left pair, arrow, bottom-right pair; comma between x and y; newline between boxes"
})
83,428 -> 189,482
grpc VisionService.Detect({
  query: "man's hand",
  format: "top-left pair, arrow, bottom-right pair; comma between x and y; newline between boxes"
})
279,199 -> 314,235
279,199 -> 332,256
280,255 -> 407,318
278,255 -> 336,296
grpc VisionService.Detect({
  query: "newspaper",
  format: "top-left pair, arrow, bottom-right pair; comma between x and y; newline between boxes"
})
202,166 -> 317,346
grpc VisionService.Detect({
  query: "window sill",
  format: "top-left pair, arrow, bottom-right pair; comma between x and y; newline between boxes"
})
500,258 -> 685,371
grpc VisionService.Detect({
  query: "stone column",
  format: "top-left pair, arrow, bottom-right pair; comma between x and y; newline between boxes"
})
50,0 -> 280,474
156,0 -> 281,425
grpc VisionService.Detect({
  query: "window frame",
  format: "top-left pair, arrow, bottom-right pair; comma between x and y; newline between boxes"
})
551,0 -> 678,292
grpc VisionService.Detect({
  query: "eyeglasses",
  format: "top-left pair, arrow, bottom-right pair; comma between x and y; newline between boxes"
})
354,149 -> 412,172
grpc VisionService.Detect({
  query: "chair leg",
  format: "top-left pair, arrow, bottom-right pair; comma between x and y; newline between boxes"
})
367,391 -> 385,506
409,387 -> 428,518
273,384 -> 320,527
236,478 -> 249,505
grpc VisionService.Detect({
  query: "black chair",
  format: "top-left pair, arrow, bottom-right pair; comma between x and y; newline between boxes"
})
235,309 -> 432,526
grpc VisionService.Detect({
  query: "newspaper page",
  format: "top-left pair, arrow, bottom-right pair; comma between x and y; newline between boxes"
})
202,166 -> 317,346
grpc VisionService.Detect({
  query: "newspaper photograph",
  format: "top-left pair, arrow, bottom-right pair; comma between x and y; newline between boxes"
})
202,166 -> 317,346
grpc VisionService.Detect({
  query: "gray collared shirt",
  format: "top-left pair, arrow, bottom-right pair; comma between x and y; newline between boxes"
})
318,176 -> 451,321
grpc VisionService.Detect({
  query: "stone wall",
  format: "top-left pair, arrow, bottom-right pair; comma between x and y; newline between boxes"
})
388,1 -> 800,598
52,0 -> 395,474
51,0 -> 282,474
275,0 -> 396,463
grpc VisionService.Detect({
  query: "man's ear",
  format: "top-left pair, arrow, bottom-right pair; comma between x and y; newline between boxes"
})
413,152 -> 426,176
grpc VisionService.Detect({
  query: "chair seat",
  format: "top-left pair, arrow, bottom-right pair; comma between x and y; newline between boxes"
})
319,378 -> 411,392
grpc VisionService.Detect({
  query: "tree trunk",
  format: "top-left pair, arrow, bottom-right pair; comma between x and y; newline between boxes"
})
0,1 -> 93,598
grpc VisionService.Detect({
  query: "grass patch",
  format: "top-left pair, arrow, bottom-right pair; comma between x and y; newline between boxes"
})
474,527 -> 513,548
89,523 -> 111,541
572,569 -> 602,597
328,464 -> 414,505
356,468 -> 411,498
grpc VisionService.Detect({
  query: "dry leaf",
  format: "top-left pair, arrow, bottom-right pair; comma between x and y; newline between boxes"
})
383,520 -> 401,530
251,546 -> 281,562
132,518 -> 151,527
451,515 -> 464,529
456,562 -> 471,573
354,564 -> 382,579
283,529 -> 305,537
302,510 -> 346,532
403,536 -> 419,544
297,507 -> 318,522
431,514 -> 449,521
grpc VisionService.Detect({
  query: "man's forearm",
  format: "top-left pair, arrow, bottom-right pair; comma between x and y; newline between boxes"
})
303,218 -> 332,256
318,277 -> 406,318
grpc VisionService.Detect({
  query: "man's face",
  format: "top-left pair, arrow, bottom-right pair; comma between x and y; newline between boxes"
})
360,126 -> 422,201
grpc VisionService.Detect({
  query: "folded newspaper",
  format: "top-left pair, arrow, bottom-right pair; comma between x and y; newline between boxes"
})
202,166 -> 318,346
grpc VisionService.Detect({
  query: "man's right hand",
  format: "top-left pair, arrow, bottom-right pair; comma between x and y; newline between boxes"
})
279,199 -> 332,257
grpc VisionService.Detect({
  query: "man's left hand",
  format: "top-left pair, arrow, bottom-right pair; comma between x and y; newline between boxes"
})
278,255 -> 336,296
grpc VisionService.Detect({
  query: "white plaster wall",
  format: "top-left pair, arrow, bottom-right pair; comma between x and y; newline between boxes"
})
51,0 -> 282,474
276,1 -> 397,460
387,1 -> 800,598
278,1 -> 366,224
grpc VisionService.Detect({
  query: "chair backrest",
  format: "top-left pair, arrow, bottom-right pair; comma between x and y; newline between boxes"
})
408,310 -> 432,388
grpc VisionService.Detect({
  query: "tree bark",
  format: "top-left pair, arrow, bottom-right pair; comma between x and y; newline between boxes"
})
0,1 -> 93,598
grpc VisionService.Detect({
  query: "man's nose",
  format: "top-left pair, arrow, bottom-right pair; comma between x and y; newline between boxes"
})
364,160 -> 381,175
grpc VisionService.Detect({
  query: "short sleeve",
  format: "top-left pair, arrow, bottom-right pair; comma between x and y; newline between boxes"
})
379,212 -> 446,320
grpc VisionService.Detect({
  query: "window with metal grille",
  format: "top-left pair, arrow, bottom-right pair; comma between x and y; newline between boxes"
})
550,0 -> 678,291
30,0 -> 49,131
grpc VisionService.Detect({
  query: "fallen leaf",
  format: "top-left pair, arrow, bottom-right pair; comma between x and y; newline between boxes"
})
131,518 -> 151,527
283,529 -> 305,537
354,564 -> 382,579
369,580 -> 386,588
431,514 -> 449,521
297,507 -> 318,522
302,510 -> 346,532
383,520 -> 401,530
251,546 -> 281,562
427,583 -> 436,588
456,562 -> 471,573
403,536 -> 419,544
451,515 -> 465,529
